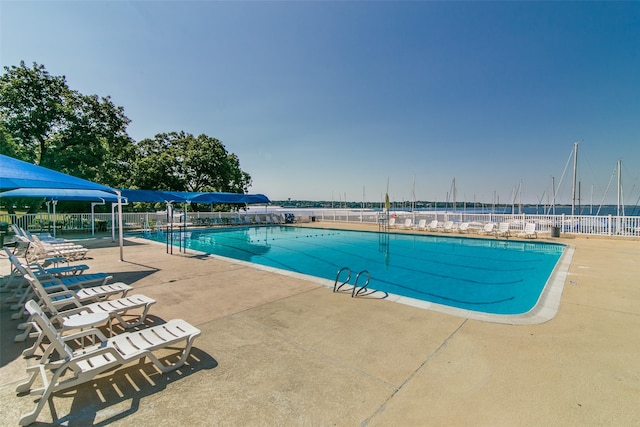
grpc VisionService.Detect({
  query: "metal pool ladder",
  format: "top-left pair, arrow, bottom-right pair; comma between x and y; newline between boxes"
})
333,267 -> 371,297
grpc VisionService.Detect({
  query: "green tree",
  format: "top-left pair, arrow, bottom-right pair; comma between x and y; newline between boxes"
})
0,61 -> 134,187
132,131 -> 252,194
0,122 -> 22,159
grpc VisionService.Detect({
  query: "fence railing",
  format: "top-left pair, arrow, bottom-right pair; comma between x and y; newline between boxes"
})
1,210 -> 639,238
308,209 -> 640,237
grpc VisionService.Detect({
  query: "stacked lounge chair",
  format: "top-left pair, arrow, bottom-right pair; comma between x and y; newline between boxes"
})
24,234 -> 89,262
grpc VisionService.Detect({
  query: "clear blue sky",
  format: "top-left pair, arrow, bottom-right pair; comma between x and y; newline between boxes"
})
2,1 -> 639,206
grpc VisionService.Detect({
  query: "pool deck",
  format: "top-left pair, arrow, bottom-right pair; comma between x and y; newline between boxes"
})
1,223 -> 639,426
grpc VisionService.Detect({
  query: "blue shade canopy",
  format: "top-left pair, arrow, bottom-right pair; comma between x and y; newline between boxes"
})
0,188 -> 120,202
119,189 -> 188,203
119,189 -> 270,204
0,154 -> 115,192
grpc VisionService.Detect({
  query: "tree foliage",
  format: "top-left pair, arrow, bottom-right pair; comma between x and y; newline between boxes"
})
0,61 -> 134,187
132,132 -> 252,193
1,62 -> 254,210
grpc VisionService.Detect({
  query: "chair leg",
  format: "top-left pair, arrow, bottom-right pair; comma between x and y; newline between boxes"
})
18,373 -> 54,426
110,304 -> 152,329
147,336 -> 197,373
15,365 -> 42,394
15,321 -> 34,342
22,327 -> 46,358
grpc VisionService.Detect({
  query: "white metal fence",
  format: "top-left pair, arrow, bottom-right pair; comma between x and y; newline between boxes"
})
1,209 -> 639,238
306,209 -> 640,237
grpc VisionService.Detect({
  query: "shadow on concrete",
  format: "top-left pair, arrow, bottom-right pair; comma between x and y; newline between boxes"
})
22,347 -> 217,426
108,269 -> 159,287
0,291 -> 27,367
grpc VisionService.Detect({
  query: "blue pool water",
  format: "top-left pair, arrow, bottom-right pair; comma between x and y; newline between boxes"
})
141,226 -> 565,315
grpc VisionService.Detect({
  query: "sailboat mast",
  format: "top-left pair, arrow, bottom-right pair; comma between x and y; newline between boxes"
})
452,178 -> 456,213
571,142 -> 579,216
518,179 -> 522,214
617,159 -> 623,216
552,176 -> 556,215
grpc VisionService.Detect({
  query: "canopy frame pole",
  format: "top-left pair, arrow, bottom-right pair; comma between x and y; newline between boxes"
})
52,200 -> 57,238
116,190 -> 124,261
91,199 -> 105,236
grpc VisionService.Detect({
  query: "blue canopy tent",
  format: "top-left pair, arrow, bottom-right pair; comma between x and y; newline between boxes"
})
0,188 -> 120,201
0,154 -> 126,260
118,189 -> 187,203
119,189 -> 269,205
0,155 -> 115,191
185,192 -> 270,204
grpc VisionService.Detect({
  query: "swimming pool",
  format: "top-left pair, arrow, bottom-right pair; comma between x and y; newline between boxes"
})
141,226 -> 566,316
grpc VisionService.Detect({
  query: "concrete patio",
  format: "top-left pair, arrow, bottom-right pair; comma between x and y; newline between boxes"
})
1,223 -> 639,426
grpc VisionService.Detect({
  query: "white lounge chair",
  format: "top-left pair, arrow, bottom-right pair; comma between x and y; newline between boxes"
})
440,221 -> 454,232
20,273 -> 154,334
22,235 -> 88,262
12,225 -> 68,244
427,220 -> 439,231
478,223 -> 495,235
1,247 -> 88,293
457,222 -> 470,233
413,219 -> 427,230
518,223 -> 538,239
400,218 -> 413,229
6,252 -> 130,316
16,300 -> 201,426
495,222 -> 511,238
388,217 -> 397,228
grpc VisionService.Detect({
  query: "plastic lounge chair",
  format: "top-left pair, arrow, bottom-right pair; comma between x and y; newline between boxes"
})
27,234 -> 86,251
518,223 -> 538,239
478,223 -> 495,235
413,219 -> 427,230
13,271 -> 135,343
23,235 -> 88,262
427,220 -> 439,231
400,218 -> 413,229
457,222 -> 470,233
19,273 -> 154,334
440,221 -> 454,232
1,248 -> 88,293
6,252 -> 129,315
11,225 -> 65,244
19,227 -> 69,245
16,300 -> 201,426
388,217 -> 397,228
9,272 -> 116,315
495,222 -> 511,238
